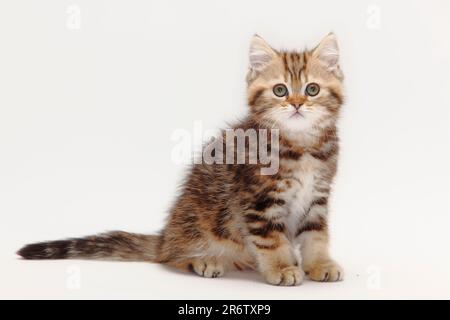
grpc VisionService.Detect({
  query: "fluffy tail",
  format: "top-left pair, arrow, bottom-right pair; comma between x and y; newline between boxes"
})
17,231 -> 161,262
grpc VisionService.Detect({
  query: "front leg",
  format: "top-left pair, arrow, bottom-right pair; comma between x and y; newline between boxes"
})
244,213 -> 304,286
296,202 -> 343,282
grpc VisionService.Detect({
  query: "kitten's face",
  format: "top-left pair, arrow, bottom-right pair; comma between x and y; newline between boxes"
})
247,34 -> 344,135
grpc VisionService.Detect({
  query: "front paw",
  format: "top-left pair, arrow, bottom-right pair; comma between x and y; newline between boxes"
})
307,260 -> 343,282
264,266 -> 304,286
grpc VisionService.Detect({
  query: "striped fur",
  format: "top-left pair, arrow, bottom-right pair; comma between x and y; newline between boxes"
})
18,34 -> 345,285
18,232 -> 160,261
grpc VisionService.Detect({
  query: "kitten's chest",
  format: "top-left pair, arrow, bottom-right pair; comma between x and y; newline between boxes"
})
278,154 -> 323,235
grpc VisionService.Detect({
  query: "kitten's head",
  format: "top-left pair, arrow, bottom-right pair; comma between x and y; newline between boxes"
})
247,34 -> 344,135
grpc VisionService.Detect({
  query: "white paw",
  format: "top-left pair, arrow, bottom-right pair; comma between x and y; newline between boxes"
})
264,266 -> 304,286
307,260 -> 343,282
192,259 -> 225,278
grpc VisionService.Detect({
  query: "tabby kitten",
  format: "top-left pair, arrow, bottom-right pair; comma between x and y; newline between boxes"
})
18,34 -> 344,286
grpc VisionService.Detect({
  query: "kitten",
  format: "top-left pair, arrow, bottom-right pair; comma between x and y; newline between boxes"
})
18,34 -> 344,286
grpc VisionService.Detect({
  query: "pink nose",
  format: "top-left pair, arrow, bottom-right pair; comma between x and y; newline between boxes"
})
291,103 -> 303,110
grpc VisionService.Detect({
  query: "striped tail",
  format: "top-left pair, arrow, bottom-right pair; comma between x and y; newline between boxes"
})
17,231 -> 161,262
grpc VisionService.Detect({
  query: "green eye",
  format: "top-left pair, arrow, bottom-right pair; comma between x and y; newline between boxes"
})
273,84 -> 288,97
305,83 -> 320,96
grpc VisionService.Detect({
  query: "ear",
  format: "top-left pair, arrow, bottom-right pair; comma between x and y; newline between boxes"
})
312,33 -> 340,70
249,34 -> 278,72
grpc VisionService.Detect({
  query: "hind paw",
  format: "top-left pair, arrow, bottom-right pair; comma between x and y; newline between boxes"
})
191,259 -> 225,278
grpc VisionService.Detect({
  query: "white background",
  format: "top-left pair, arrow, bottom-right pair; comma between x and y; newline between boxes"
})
0,0 -> 449,299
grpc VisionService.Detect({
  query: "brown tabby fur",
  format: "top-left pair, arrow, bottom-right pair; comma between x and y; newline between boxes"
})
18,34 -> 344,286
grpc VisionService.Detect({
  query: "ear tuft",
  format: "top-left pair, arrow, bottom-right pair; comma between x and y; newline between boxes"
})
313,33 -> 340,70
249,35 -> 277,72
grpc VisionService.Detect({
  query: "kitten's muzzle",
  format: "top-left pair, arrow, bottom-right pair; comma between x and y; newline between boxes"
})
290,103 -> 303,110
288,95 -> 306,110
